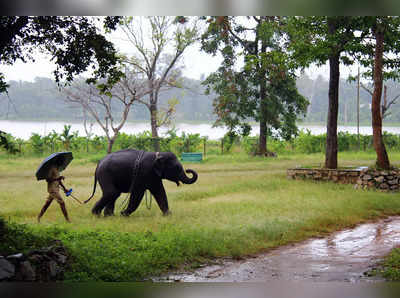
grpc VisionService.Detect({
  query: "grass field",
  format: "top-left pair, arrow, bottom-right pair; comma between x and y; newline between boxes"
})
1,151 -> 400,281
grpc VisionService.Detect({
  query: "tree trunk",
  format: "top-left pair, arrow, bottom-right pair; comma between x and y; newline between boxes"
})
150,103 -> 160,152
107,136 -> 115,154
259,121 -> 267,155
372,28 -> 390,169
258,33 -> 268,156
325,20 -> 340,169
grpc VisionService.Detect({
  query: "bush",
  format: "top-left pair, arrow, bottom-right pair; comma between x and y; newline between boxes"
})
0,218 -> 52,256
29,133 -> 45,155
242,136 -> 258,155
293,130 -> 326,154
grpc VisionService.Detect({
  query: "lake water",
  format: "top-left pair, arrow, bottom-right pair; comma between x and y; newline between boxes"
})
1,120 -> 400,140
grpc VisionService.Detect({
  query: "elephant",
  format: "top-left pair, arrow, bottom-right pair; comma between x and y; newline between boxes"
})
85,149 -> 198,217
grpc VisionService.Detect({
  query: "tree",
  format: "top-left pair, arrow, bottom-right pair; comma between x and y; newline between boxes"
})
371,22 -> 390,169
0,16 -> 122,94
359,17 -> 400,169
60,125 -> 75,151
201,16 -> 308,155
117,16 -> 198,151
360,82 -> 400,119
288,16 -> 364,168
63,69 -> 154,153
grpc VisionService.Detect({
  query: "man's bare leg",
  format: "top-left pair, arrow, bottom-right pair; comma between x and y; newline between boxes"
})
37,199 -> 52,223
59,202 -> 71,222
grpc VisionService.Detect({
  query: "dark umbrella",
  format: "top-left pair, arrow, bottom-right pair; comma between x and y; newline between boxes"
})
35,152 -> 73,181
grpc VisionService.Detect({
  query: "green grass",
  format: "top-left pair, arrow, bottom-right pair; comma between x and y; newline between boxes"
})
1,151 -> 400,281
369,247 -> 400,281
380,248 -> 400,281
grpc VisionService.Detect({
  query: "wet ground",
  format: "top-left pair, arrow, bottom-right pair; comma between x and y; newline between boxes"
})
157,216 -> 400,282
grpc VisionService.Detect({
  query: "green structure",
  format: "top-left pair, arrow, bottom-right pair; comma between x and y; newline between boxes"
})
181,152 -> 203,162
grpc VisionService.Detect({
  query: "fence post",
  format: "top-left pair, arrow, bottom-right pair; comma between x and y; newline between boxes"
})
221,138 -> 224,154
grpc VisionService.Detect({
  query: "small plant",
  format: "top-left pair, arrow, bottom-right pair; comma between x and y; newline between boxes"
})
29,133 -> 45,155
60,125 -> 77,150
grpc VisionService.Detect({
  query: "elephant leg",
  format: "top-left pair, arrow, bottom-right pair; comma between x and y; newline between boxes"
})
92,190 -> 120,216
104,199 -> 117,217
121,188 -> 145,216
149,182 -> 170,215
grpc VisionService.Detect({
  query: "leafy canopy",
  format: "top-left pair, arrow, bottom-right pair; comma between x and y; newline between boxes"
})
0,16 -> 123,94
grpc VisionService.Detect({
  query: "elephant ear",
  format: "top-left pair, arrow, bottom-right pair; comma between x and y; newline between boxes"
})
153,154 -> 164,177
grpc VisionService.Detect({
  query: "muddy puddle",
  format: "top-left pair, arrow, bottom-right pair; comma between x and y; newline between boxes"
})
156,216 -> 400,282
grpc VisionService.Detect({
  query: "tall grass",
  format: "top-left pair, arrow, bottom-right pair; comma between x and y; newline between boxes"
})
1,151 -> 400,280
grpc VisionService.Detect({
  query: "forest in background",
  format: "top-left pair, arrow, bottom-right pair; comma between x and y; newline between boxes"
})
2,73 -> 400,125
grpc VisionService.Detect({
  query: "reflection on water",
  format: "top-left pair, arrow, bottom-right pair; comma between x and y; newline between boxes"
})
2,120 -> 400,140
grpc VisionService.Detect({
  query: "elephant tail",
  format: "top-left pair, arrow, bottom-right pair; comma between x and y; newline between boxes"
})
84,163 -> 98,204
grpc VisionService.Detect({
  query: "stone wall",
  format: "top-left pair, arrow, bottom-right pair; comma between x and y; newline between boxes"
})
355,169 -> 400,191
0,240 -> 68,282
287,167 -> 400,192
287,168 -> 361,184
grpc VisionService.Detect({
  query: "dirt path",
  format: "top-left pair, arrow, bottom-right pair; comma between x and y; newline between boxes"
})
157,216 -> 400,282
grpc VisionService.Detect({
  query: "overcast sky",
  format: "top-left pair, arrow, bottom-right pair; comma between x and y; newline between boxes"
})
0,17 -> 359,84
0,43 -> 223,82
0,44 -> 348,84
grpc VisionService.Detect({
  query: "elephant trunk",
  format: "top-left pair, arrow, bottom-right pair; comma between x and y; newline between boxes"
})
180,169 -> 198,184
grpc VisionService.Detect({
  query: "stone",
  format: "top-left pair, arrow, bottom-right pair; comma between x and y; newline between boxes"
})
387,175 -> 394,180
380,183 -> 389,189
363,175 -> 372,181
388,179 -> 398,185
390,185 -> 399,190
0,257 -> 15,280
7,253 -> 24,260
18,261 -> 36,281
29,254 -> 44,263
55,253 -> 67,265
48,260 -> 61,279
357,178 -> 363,185
375,176 -> 385,183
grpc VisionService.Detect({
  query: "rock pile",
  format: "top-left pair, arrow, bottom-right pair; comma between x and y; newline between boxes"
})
0,240 -> 68,282
355,169 -> 400,192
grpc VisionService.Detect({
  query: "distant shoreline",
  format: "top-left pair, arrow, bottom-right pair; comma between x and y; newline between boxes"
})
2,118 -> 400,127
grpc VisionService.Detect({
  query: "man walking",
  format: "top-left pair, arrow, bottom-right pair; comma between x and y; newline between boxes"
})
37,165 -> 70,223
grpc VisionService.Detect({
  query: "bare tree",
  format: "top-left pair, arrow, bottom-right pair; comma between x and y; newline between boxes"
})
63,69 -> 152,153
82,108 -> 94,153
360,82 -> 400,119
118,16 -> 198,151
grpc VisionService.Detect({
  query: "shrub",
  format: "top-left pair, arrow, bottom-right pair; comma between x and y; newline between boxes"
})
29,133 -> 45,155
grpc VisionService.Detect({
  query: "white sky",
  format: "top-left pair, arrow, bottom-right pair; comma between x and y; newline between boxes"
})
0,44 -> 223,82
0,17 -> 360,83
